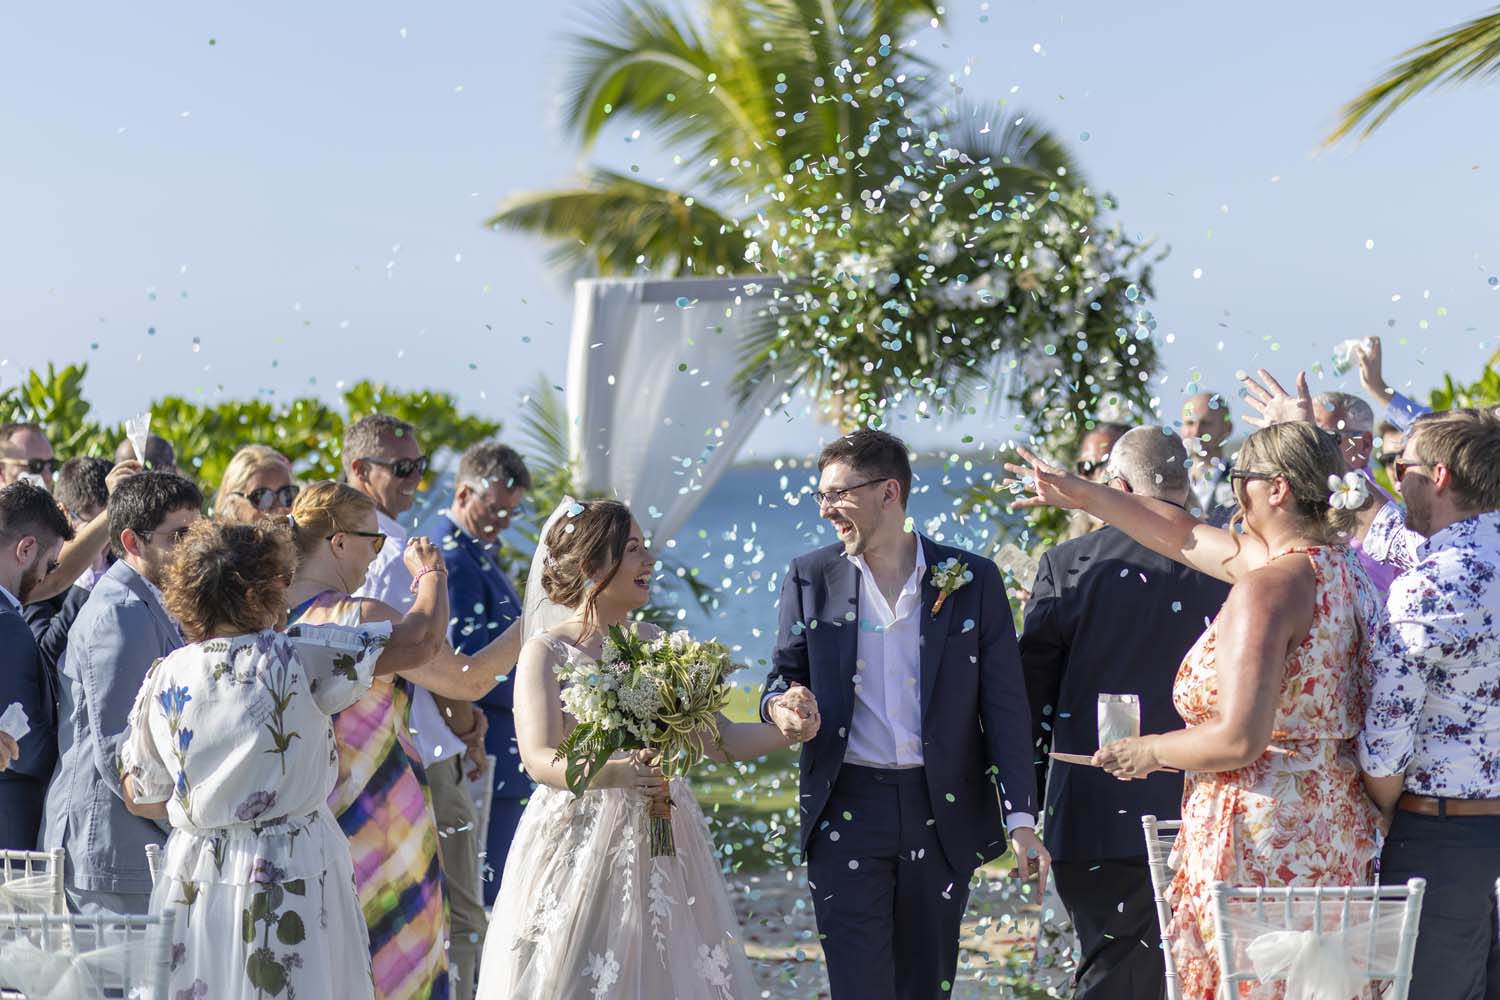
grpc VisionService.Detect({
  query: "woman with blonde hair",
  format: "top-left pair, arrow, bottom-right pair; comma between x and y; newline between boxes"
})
215,444 -> 298,522
282,481 -> 524,1000
1008,396 -> 1382,999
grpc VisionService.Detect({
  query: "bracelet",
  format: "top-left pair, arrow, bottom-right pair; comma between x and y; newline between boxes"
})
409,567 -> 448,594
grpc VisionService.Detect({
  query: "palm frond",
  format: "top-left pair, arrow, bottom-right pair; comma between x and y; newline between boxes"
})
487,169 -> 748,276
1328,7 -> 1500,143
934,102 -> 1083,194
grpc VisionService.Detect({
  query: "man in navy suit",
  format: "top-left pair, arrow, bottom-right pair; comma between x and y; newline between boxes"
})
763,429 -> 1045,1000
1022,426 -> 1231,1000
0,481 -> 76,849
422,442 -> 531,924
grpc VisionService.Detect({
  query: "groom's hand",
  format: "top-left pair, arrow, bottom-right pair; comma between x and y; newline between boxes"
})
1008,827 -> 1051,889
768,684 -> 821,742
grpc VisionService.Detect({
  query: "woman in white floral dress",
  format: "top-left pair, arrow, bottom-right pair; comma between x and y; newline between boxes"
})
477,500 -> 806,1000
122,518 -> 452,1000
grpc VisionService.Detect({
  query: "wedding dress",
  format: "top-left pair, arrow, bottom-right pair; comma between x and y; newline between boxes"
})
474,634 -> 759,1000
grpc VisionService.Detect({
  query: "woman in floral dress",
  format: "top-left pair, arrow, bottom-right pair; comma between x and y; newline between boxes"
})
121,518 -> 451,1000
1010,415 -> 1382,999
281,482 -> 524,1000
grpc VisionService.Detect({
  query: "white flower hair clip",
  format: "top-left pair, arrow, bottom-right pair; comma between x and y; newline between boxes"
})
1327,472 -> 1371,510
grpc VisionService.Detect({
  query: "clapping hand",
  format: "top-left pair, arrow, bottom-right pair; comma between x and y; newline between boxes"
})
1240,368 -> 1314,428
402,536 -> 446,577
768,684 -> 821,743
1002,446 -> 1094,512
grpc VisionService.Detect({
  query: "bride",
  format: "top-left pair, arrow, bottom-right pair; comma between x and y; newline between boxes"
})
476,498 -> 813,999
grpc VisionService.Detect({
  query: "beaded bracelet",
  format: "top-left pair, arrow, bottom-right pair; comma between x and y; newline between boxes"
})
409,567 -> 448,594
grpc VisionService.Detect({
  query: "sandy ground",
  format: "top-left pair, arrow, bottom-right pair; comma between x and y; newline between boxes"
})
729,868 -> 1078,999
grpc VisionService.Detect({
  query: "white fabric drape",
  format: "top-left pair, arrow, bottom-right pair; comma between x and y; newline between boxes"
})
566,277 -> 784,546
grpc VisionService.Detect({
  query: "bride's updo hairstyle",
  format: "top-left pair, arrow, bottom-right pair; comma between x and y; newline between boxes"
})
283,480 -> 376,563
540,499 -> 634,622
1231,421 -> 1368,542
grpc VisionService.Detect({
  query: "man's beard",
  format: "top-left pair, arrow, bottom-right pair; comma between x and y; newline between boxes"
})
17,558 -> 48,603
1404,489 -> 1433,537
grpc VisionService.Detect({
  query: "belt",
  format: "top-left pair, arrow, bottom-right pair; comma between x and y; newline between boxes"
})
1397,793 -> 1500,817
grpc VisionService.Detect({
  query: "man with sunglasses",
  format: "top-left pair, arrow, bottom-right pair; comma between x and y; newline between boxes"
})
1358,408 -> 1500,1000
44,472 -> 202,915
0,422 -> 59,491
0,481 -> 75,849
344,414 -> 488,997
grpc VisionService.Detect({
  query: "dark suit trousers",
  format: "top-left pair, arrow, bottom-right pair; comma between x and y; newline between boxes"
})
1053,860 -> 1165,1000
0,776 -> 44,852
807,765 -> 968,1000
1381,811 -> 1500,1000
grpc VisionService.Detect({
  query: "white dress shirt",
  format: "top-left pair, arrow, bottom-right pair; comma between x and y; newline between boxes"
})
844,544 -> 927,769
354,509 -> 462,767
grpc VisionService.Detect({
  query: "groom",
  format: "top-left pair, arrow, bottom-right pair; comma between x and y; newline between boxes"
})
762,429 -> 1046,999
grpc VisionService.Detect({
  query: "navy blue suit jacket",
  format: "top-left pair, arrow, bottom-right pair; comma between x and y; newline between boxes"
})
763,537 -> 1038,871
421,513 -> 529,798
0,600 -> 58,850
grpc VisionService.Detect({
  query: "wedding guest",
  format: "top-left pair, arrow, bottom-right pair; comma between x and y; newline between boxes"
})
214,444 -> 298,522
0,422 -> 58,490
1375,421 -> 1405,478
1179,392 -> 1235,523
0,481 -> 74,845
25,456 -> 113,678
1359,408 -> 1500,1000
1357,336 -> 1431,432
1061,422 -> 1130,541
43,471 -> 201,914
1312,391 -> 1376,474
420,441 -> 531,918
113,434 -> 177,475
284,481 -> 521,1000
1021,427 -> 1230,1000
24,450 -> 144,605
1009,418 -> 1382,1000
121,518 -> 453,1000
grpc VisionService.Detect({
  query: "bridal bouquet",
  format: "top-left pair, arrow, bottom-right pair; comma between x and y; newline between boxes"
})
553,624 -> 735,856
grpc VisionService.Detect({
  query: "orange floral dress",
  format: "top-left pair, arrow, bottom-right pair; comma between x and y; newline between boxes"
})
1166,546 -> 1381,999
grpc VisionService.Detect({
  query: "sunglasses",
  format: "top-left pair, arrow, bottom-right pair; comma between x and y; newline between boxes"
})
1075,459 -> 1102,477
233,485 -> 301,511
328,529 -> 387,553
361,455 -> 429,480
138,525 -> 194,545
1,457 -> 60,476
1393,460 -> 1432,486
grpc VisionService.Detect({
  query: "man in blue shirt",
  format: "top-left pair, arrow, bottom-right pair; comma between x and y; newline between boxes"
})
422,442 -> 531,911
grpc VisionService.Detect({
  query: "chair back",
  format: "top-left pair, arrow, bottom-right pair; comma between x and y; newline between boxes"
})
1141,814 -> 1183,1000
0,851 -> 66,917
1210,879 -> 1425,1000
0,911 -> 174,999
144,844 -> 162,888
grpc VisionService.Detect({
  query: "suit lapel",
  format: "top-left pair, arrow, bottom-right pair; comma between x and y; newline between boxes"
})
824,551 -> 861,700
918,536 -> 952,726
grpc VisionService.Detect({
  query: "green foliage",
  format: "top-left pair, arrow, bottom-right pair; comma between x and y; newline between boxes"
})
0,362 -> 499,496
1428,348 -> 1500,410
1329,6 -> 1500,143
493,0 -> 1162,440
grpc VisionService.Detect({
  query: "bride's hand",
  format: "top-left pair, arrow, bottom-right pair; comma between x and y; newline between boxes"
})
1002,446 -> 1095,512
612,749 -> 665,794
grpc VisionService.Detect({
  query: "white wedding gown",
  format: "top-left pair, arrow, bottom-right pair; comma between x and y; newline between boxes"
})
476,636 -> 759,1000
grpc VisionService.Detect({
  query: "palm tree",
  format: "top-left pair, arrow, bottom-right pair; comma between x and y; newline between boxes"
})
1328,5 -> 1500,143
492,0 -> 1161,431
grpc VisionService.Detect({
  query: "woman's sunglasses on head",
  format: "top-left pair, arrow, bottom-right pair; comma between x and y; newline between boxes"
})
233,485 -> 301,511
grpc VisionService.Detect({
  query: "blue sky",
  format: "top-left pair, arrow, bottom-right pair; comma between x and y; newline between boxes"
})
2,1 -> 1496,460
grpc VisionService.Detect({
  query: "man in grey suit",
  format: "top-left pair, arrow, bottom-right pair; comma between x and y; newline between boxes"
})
44,472 -> 202,915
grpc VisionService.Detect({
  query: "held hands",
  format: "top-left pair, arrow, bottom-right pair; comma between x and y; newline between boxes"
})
402,536 -> 446,578
768,684 -> 821,743
1240,368 -> 1314,428
1002,447 -> 1094,513
1009,827 -> 1051,888
1092,735 -> 1165,781
0,733 -> 18,772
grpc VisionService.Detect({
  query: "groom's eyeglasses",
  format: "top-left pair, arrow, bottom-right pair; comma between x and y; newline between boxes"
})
812,478 -> 889,506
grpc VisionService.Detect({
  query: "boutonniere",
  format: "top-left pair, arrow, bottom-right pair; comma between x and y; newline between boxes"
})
928,557 -> 973,617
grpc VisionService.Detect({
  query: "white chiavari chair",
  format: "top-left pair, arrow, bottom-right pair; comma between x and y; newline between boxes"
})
0,851 -> 66,918
143,844 -> 162,889
0,910 -> 174,999
1210,878 -> 1425,1000
1141,814 -> 1183,1000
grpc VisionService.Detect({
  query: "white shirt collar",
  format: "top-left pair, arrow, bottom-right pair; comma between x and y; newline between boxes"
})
845,536 -> 928,594
376,508 -> 408,542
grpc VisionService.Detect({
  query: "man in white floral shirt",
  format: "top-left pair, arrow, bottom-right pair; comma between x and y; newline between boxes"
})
1358,407 -> 1500,1000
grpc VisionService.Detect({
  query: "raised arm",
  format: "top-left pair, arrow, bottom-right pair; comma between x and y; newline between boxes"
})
396,618 -> 525,701
1006,448 -> 1267,583
31,460 -> 142,603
